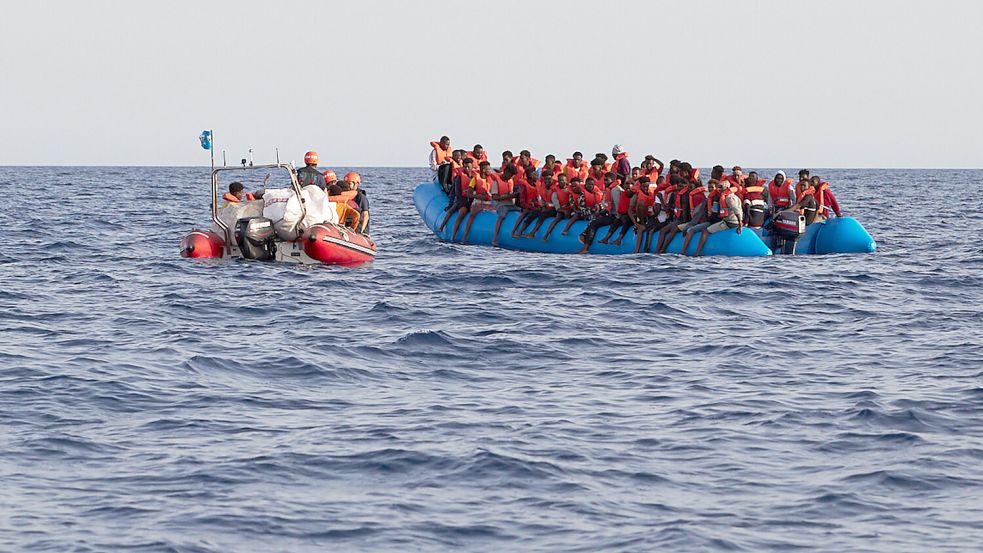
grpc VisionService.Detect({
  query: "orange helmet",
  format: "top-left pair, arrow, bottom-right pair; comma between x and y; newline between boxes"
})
322,169 -> 337,184
344,171 -> 361,185
304,151 -> 319,165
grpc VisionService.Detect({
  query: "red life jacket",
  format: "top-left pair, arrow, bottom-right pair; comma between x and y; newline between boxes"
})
554,187 -> 572,209
466,151 -> 488,165
688,186 -> 707,212
457,169 -> 475,195
489,173 -> 513,197
582,187 -> 603,208
673,188 -> 688,219
814,182 -> 830,216
588,168 -> 606,184
635,188 -> 655,208
718,188 -> 733,218
537,180 -> 553,206
564,161 -> 589,182
769,179 -> 793,208
616,187 -> 631,215
519,181 -> 539,209
706,189 -> 721,217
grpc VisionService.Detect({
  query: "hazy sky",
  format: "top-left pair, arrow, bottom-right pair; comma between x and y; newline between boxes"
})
2,0 -> 981,167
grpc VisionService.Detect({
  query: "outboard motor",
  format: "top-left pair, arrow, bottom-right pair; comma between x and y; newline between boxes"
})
770,210 -> 806,255
235,217 -> 276,261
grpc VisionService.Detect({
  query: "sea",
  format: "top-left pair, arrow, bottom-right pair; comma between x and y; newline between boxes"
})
1,166 -> 982,552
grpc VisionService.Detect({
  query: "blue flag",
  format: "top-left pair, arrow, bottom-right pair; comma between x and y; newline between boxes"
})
199,130 -> 212,150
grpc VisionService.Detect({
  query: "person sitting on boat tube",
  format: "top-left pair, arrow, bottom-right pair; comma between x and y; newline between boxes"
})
297,151 -> 327,191
347,172 -> 371,235
490,164 -> 520,247
438,157 -> 476,234
429,136 -> 453,187
222,182 -> 255,206
453,160 -> 495,244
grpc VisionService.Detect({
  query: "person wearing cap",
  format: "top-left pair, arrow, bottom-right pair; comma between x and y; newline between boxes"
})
611,144 -> 631,181
297,151 -> 327,190
322,170 -> 340,194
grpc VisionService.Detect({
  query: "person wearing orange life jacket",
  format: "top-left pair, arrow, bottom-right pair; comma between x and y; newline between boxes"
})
598,174 -> 635,246
498,150 -> 514,173
611,144 -> 631,181
514,168 -> 555,237
221,181 -> 256,206
297,151 -> 327,190
690,179 -> 744,257
766,171 -> 796,214
346,172 -> 371,234
452,161 -> 495,243
679,178 -> 726,254
563,152 -> 590,182
638,175 -> 673,253
322,170 -> 340,194
628,177 -> 657,253
742,171 -> 768,228
586,158 -> 607,185
790,178 -> 822,226
656,175 -> 708,253
429,136 -> 453,188
806,175 -> 842,222
326,172 -> 363,230
489,164 -> 521,247
561,176 -> 604,236
540,175 -> 579,241
641,156 -> 663,183
593,153 -> 612,174
511,167 -> 542,238
438,157 -> 477,233
538,154 -> 562,179
515,150 -> 540,173
576,173 -> 619,252
465,144 -> 488,166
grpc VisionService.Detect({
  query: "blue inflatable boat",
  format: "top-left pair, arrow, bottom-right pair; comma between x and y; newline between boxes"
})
413,182 -> 875,256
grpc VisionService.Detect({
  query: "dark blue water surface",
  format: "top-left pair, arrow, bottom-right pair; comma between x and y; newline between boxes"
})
2,166 -> 983,552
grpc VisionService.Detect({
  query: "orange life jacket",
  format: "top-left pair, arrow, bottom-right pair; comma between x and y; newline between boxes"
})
470,175 -> 492,200
635,188 -> 655,209
554,187 -> 573,209
768,179 -> 793,208
582,187 -> 603,208
466,151 -> 488,165
688,186 -> 707,212
489,173 -> 514,197
564,161 -> 589,182
718,188 -> 733,218
430,141 -> 452,164
222,192 -> 255,203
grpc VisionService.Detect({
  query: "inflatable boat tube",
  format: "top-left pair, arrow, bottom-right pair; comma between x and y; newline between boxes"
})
758,216 -> 876,254
414,182 -> 772,256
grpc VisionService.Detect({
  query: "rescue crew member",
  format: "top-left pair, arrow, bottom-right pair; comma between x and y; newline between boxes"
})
297,151 -> 326,190
348,172 -> 370,234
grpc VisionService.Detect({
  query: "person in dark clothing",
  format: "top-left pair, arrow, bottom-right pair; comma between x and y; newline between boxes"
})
297,151 -> 327,190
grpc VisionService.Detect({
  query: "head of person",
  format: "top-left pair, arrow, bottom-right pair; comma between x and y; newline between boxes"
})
452,149 -> 464,164
327,182 -> 344,195
439,136 -> 451,150
478,160 -> 491,177
502,150 -> 514,163
304,151 -> 319,167
462,157 -> 474,173
679,162 -> 693,177
810,175 -> 821,186
541,169 -> 554,183
545,154 -> 557,167
798,169 -> 810,180
612,144 -> 625,158
670,175 -> 685,187
732,165 -> 743,178
472,144 -> 484,158
652,158 -> 664,175
519,150 -> 532,164
711,165 -> 725,180
775,171 -> 786,184
570,176 -> 583,191
656,175 -> 666,186
590,158 -> 603,173
571,151 -> 584,167
642,155 -> 655,171
631,167 -> 642,180
502,163 -> 517,181
525,167 -> 537,183
322,169 -> 338,187
556,173 -> 568,188
708,178 -> 721,191
585,177 -> 596,191
229,181 -> 245,200
748,171 -> 758,183
669,160 -> 680,175
604,172 -> 616,188
344,171 -> 361,189
638,176 -> 651,192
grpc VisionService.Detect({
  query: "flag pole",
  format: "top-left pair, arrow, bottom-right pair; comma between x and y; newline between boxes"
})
210,129 -> 215,173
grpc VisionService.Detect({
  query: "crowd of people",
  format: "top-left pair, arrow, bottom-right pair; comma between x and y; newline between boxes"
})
429,137 -> 843,255
222,150 -> 372,235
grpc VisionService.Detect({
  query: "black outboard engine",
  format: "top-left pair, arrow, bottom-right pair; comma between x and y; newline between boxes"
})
770,210 -> 806,255
235,217 -> 276,261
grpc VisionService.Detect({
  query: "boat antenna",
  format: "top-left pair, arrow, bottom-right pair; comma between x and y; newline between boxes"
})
275,147 -> 280,164
248,149 -> 254,167
222,149 -> 227,167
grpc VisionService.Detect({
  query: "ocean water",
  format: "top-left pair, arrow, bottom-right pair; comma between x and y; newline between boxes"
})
1,166 -> 982,552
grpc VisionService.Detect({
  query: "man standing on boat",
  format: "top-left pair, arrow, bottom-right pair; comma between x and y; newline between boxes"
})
297,151 -> 327,190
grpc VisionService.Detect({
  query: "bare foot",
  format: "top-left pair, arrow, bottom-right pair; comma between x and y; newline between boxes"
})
598,239 -> 609,244
611,240 -> 622,246
560,231 -> 568,236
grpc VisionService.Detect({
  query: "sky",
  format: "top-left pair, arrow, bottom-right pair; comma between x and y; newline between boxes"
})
1,0 -> 981,168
